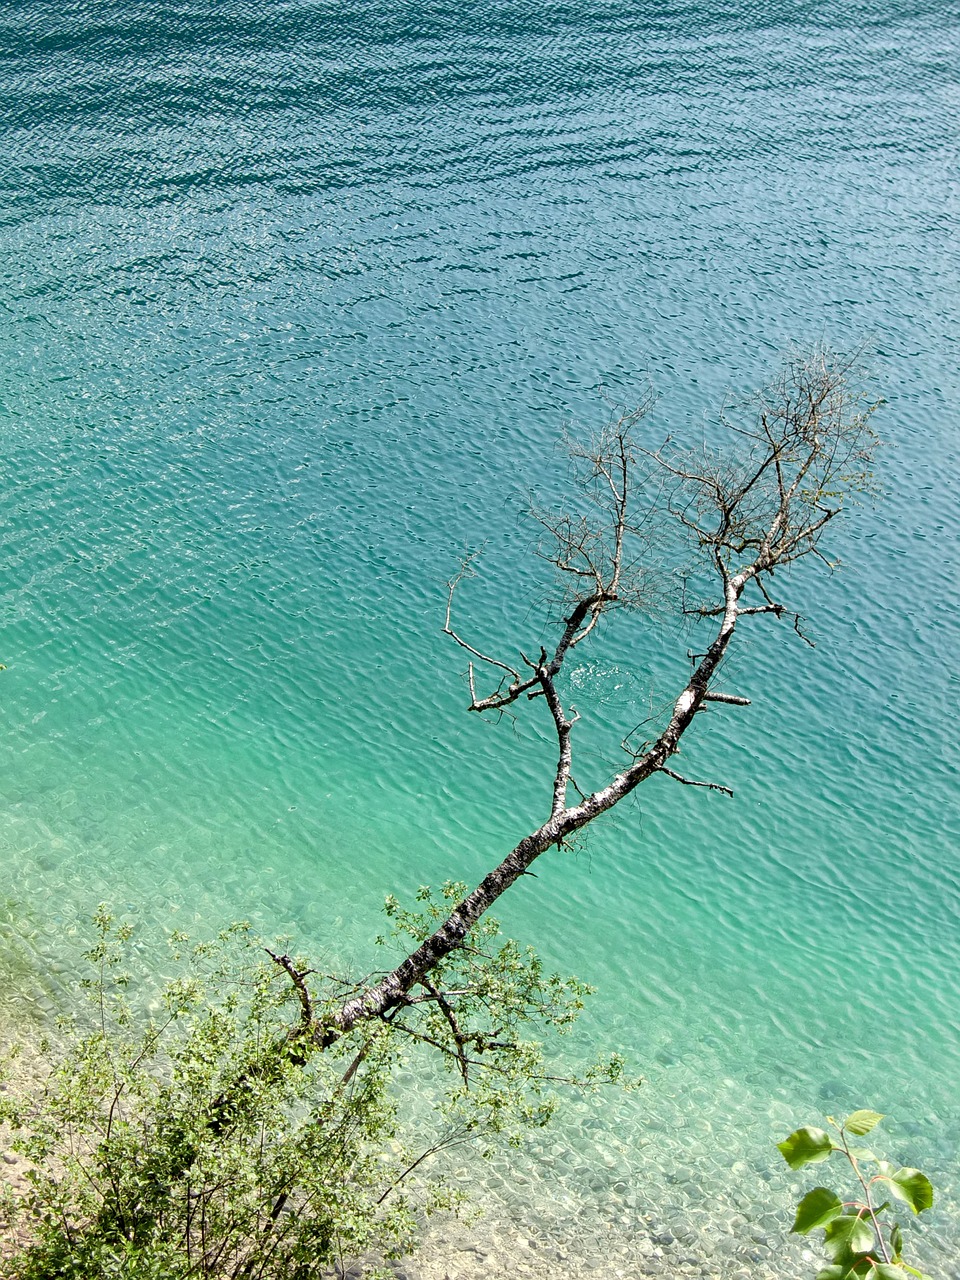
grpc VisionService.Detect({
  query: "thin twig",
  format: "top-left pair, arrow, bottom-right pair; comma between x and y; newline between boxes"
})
658,766 -> 733,797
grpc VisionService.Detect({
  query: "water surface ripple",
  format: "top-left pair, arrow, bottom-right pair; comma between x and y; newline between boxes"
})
1,1 -> 959,1275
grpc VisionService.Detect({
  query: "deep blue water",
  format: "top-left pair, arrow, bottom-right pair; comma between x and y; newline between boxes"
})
1,2 -> 959,1273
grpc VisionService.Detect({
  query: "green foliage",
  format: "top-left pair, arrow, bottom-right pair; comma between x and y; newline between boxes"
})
844,1112 -> 884,1138
778,1110 -> 934,1280
778,1126 -> 835,1170
791,1187 -> 844,1234
378,882 -> 631,1117
1,895 -> 626,1279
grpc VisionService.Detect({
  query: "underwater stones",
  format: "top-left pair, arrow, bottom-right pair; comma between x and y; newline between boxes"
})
817,1077 -> 849,1102
329,1266 -> 362,1280
458,1244 -> 488,1260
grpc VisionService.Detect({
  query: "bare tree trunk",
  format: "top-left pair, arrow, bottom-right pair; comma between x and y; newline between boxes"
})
326,577 -> 748,1038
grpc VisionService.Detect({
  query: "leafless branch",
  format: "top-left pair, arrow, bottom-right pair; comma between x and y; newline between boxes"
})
657,766 -> 734,798
320,348 -> 881,1040
443,554 -> 520,689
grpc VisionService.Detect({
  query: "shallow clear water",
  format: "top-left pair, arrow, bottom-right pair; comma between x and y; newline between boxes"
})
1,1 -> 959,1273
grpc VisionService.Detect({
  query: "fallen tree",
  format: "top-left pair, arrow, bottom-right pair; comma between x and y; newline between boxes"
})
323,346 -> 878,1040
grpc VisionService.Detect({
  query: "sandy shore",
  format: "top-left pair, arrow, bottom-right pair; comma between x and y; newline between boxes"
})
0,1018 -> 47,1272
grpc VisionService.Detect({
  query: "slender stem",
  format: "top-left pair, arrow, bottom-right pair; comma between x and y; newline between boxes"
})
840,1129 -> 892,1265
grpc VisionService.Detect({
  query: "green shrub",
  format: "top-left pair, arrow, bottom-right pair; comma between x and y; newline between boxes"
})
1,895 -> 624,1279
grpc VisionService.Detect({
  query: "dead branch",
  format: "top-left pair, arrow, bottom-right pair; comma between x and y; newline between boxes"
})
657,767 -> 734,798
319,349 -> 880,1042
443,554 -> 520,690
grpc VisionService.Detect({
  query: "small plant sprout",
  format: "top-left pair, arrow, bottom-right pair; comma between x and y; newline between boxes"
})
778,1110 -> 934,1280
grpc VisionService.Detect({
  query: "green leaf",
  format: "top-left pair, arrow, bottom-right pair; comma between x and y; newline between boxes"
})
792,1187 -> 844,1234
778,1126 -> 836,1169
823,1213 -> 875,1261
844,1110 -> 884,1136
890,1223 -> 903,1257
817,1264 -> 873,1280
847,1147 -> 877,1162
867,1266 -> 910,1280
881,1168 -> 934,1214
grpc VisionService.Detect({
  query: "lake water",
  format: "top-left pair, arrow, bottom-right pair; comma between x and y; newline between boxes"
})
1,2 -> 959,1275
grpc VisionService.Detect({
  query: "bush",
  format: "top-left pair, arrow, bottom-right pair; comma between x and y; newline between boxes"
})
1,895 -> 624,1279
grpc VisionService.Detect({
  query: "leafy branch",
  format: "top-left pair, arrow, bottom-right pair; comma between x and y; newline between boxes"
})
778,1110 -> 934,1280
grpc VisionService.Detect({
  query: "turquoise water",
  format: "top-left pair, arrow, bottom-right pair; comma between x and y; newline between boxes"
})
1,1 -> 959,1273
